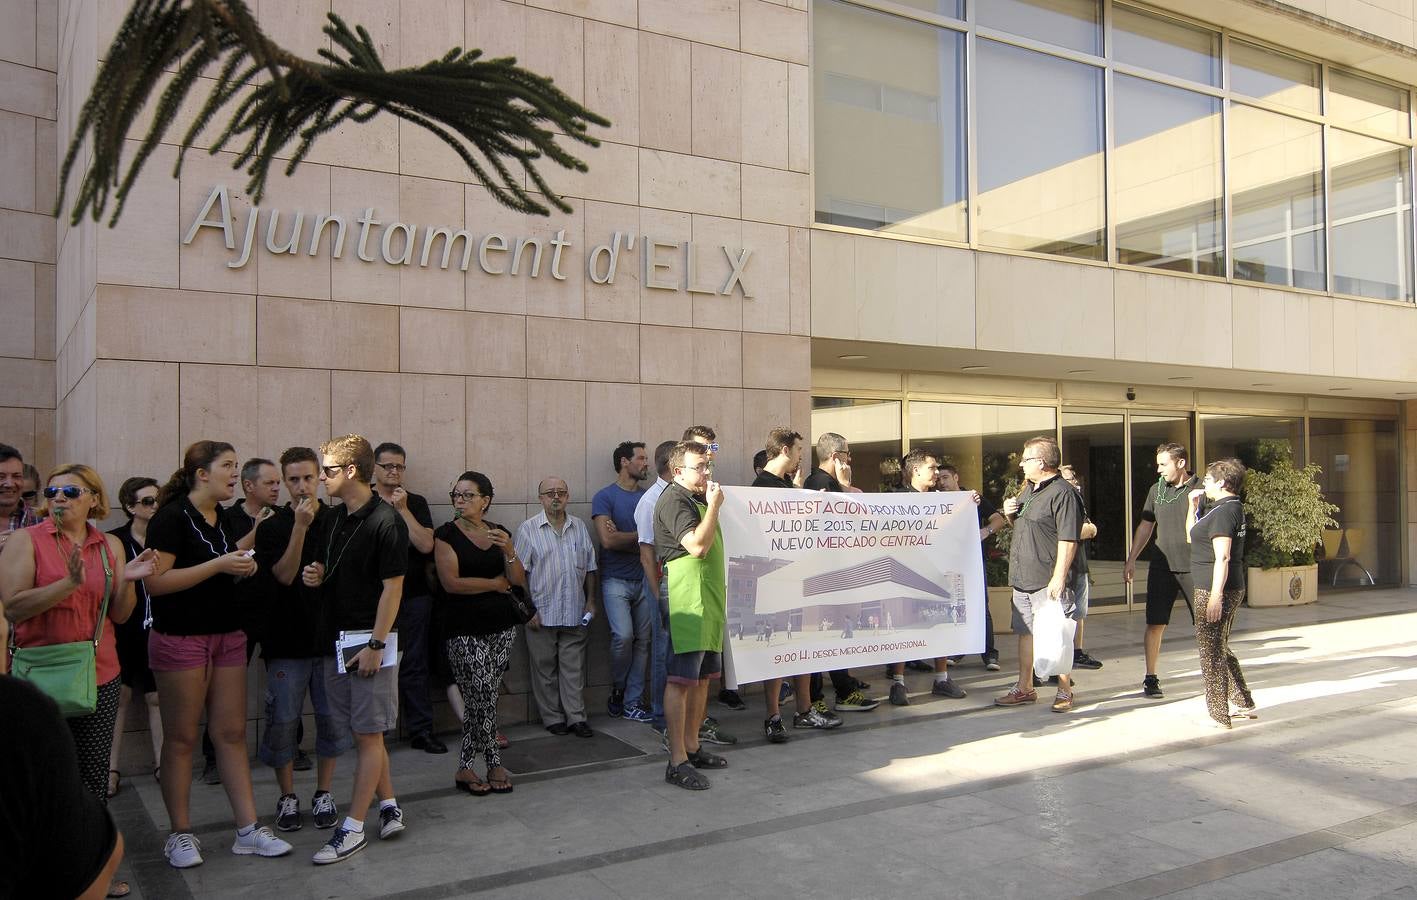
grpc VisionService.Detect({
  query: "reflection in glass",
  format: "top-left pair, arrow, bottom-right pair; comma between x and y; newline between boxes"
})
1310,418 -> 1398,587
1130,415 -> 1193,568
976,40 -> 1105,259
1329,130 -> 1413,301
1201,414 -> 1303,473
1229,105 -> 1325,290
810,398 -> 903,492
1112,4 -> 1220,86
1328,69 -> 1409,138
887,0 -> 964,19
1114,76 -> 1224,275
906,402 -> 1057,511
976,0 -> 1100,55
813,0 -> 967,241
1230,40 -> 1320,114
1061,413 -> 1126,609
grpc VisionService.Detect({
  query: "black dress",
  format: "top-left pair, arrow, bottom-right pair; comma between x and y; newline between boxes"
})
108,522 -> 155,695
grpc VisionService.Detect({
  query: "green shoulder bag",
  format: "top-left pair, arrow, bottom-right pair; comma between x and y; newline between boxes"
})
10,536 -> 114,718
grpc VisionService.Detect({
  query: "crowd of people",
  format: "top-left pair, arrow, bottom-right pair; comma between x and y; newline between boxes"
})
0,428 -> 1255,894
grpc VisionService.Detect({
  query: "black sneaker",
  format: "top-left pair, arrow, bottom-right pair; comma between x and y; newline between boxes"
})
931,679 -> 967,699
779,681 -> 794,702
1032,674 -> 1045,688
888,681 -> 909,706
607,688 -> 625,718
410,731 -> 449,754
1143,675 -> 1164,698
983,652 -> 1001,671
1073,650 -> 1103,670
312,791 -> 338,829
275,793 -> 301,832
200,758 -> 221,785
718,690 -> 746,710
764,715 -> 790,743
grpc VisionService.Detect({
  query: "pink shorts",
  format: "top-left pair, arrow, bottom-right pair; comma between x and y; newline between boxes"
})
148,630 -> 247,672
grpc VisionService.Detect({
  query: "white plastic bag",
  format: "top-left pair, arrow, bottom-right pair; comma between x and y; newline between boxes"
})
1032,594 -> 1077,678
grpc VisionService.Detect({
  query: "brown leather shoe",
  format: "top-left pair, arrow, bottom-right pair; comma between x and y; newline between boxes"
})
994,686 -> 1038,707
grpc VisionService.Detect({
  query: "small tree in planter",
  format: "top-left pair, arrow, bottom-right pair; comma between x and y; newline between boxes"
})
1243,459 -> 1338,606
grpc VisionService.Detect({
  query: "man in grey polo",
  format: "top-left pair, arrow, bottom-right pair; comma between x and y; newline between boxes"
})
995,435 -> 1084,713
515,476 -> 599,738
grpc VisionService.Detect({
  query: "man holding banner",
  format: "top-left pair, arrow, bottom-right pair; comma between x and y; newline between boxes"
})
995,436 -> 1084,713
654,441 -> 730,790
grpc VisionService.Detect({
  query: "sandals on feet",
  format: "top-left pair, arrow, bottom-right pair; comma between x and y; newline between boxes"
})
687,748 -> 729,769
454,771 -> 491,796
107,769 -> 121,799
487,768 -> 513,794
106,880 -> 131,898
665,761 -> 711,790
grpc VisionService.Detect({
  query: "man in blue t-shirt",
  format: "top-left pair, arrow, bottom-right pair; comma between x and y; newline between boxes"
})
592,441 -> 652,721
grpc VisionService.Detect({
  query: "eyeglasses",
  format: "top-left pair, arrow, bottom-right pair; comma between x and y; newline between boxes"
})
449,491 -> 483,502
43,485 -> 90,500
539,489 -> 569,498
135,497 -> 158,507
1021,456 -> 1043,464
321,464 -> 348,477
20,490 -> 37,500
375,462 -> 406,473
679,463 -> 711,474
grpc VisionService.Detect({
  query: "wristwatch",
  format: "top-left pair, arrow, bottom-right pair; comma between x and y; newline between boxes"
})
366,637 -> 387,651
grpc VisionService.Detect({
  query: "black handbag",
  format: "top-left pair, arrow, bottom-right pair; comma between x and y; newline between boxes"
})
466,584 -> 536,635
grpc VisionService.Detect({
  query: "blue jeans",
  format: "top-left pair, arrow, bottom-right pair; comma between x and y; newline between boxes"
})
650,577 -> 669,730
603,575 -> 652,707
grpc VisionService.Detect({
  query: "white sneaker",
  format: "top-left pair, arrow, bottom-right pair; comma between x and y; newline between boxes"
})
164,832 -> 204,868
378,804 -> 406,839
312,826 -> 367,865
231,825 -> 293,857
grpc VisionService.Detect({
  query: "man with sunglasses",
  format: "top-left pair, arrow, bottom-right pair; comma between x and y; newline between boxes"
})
0,444 -> 40,556
371,443 -> 443,755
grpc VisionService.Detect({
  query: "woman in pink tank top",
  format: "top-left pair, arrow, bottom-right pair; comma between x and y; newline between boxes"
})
0,464 -> 155,900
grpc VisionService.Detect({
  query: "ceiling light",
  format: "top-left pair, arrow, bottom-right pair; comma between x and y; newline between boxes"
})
1250,382 -> 1273,387
837,354 -> 867,361
960,365 -> 990,372
1329,387 -> 1351,392
1167,376 -> 1193,381
1067,369 -> 1094,375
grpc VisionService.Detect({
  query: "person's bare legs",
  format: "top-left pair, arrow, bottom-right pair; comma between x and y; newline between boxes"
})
1016,634 -> 1034,691
207,664 -> 258,827
144,691 -> 163,769
348,732 -> 387,824
1074,619 -> 1085,650
791,674 -> 811,715
665,681 -> 692,766
108,685 -> 130,791
685,679 -> 711,755
155,667 -> 211,832
763,679 -> 782,718
1144,624 -> 1165,676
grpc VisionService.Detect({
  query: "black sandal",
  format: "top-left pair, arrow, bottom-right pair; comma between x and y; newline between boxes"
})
106,879 -> 131,898
687,748 -> 728,769
665,761 -> 711,790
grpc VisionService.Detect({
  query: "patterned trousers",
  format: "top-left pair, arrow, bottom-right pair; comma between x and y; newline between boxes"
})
447,629 -> 515,770
68,676 -> 123,803
1194,587 -> 1253,725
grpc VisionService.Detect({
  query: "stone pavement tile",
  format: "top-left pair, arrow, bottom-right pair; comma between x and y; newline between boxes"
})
1339,821 -> 1417,868
1030,831 -> 1202,888
1162,846 -> 1417,900
1135,808 -> 1305,858
463,872 -> 624,899
888,820 -> 1053,872
947,858 -> 1096,900
866,790 -> 1021,834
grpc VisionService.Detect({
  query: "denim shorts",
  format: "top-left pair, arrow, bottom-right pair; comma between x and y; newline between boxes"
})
258,657 -> 351,765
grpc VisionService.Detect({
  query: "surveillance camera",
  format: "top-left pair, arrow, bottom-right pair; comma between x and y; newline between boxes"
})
1126,387 -> 1137,401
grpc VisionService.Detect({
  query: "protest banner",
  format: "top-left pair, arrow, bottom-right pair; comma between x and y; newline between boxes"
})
717,487 -> 986,684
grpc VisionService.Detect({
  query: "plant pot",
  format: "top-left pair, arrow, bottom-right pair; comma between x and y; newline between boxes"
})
1246,564 -> 1318,607
988,586 -> 1014,634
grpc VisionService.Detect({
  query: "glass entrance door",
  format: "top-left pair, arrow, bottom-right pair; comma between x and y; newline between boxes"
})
1061,411 -> 1127,610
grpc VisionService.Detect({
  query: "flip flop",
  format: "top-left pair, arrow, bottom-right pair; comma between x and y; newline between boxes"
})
106,880 -> 131,898
454,773 -> 491,796
107,770 -> 121,800
487,768 -> 513,794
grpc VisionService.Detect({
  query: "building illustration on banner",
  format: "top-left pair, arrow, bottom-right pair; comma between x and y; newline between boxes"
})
727,554 -> 969,644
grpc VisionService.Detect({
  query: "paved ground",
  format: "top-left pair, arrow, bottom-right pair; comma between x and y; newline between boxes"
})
108,589 -> 1417,899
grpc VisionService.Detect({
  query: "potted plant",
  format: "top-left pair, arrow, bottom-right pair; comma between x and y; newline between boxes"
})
1243,459 -> 1339,607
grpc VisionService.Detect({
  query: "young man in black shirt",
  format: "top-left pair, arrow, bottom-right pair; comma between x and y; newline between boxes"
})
372,442 -> 444,754
1123,442 -> 1202,698
996,436 -> 1084,713
304,435 -> 409,864
255,447 -> 347,833
938,463 -> 1005,670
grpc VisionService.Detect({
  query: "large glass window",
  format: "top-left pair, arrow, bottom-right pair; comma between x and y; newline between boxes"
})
1229,104 -> 1326,290
1329,69 -> 1410,139
810,398 -> 903,492
906,402 -> 1057,508
1310,418 -> 1399,586
976,40 -> 1105,259
1230,40 -> 1320,114
1130,414 -> 1194,567
1112,4 -> 1220,86
1114,75 -> 1224,274
977,0 -> 1101,56
1201,414 -> 1303,472
813,0 -> 967,242
1329,129 -> 1413,301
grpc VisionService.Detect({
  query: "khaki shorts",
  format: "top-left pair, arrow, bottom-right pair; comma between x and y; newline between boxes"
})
322,654 -> 400,737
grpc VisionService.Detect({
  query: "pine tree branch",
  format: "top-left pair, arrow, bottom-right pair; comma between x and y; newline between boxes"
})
56,0 -> 610,226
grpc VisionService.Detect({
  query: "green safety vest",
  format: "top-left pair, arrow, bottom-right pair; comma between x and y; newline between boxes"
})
665,502 -> 726,653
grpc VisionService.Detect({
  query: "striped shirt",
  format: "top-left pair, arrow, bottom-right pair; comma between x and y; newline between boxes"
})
513,512 -> 597,628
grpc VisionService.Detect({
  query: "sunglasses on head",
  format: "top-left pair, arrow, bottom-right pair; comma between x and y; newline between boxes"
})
43,485 -> 89,500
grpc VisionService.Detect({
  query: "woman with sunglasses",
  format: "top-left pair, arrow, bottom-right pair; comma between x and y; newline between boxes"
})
0,465 -> 159,899
144,441 -> 292,868
433,471 -> 526,796
106,477 -> 164,798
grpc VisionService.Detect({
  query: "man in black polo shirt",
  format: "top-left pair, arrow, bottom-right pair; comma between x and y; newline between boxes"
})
255,447 -> 347,833
371,442 -> 444,754
303,435 -> 409,864
995,436 -> 1084,713
1123,442 -> 1201,699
